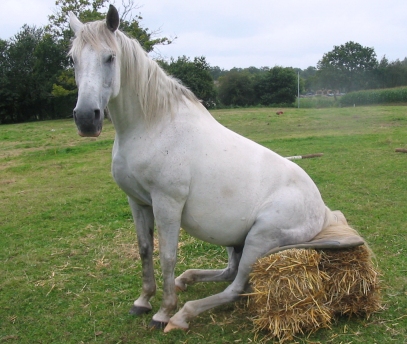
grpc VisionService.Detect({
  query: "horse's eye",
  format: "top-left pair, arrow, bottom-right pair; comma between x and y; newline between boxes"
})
106,54 -> 115,63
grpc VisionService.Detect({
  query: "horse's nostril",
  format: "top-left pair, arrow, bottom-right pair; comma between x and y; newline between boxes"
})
73,110 -> 77,122
94,109 -> 101,121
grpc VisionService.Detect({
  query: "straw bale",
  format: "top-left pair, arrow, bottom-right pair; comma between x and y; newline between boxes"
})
320,245 -> 382,317
247,245 -> 381,342
247,248 -> 332,342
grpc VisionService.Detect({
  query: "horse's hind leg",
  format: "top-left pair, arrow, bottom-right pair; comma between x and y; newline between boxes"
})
175,246 -> 242,291
165,217 -> 285,332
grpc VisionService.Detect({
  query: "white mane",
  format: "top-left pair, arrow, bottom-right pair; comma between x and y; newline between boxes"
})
69,20 -> 200,122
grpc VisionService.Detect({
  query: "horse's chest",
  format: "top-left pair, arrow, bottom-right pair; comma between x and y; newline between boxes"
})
111,153 -> 152,205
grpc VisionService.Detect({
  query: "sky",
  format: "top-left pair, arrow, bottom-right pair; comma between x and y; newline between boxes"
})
1,0 -> 407,70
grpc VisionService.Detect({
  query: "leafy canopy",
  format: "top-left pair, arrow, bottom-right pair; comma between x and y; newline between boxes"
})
159,56 -> 217,108
47,0 -> 174,52
317,41 -> 378,92
218,70 -> 256,106
254,67 -> 297,105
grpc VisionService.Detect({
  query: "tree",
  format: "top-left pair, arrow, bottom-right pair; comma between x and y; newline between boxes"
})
254,67 -> 297,105
0,39 -> 16,122
0,25 -> 69,123
217,70 -> 256,106
300,66 -> 317,92
372,57 -> 407,89
47,0 -> 173,52
209,66 -> 227,81
316,41 -> 378,92
160,56 -> 217,108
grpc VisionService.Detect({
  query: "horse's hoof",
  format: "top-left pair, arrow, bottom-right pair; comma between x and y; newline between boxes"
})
175,279 -> 187,292
129,305 -> 151,316
175,284 -> 187,293
149,319 -> 168,330
164,320 -> 189,333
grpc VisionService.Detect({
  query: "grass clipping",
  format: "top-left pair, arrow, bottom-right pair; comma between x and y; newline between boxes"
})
247,245 -> 381,342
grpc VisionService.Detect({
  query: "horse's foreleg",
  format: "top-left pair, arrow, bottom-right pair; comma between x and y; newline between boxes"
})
150,195 -> 184,328
128,198 -> 156,316
175,246 -> 242,291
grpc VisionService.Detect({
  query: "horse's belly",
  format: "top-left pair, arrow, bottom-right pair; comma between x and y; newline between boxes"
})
181,208 -> 252,247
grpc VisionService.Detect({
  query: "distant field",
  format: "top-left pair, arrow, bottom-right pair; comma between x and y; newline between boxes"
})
340,86 -> 407,106
1,106 -> 406,343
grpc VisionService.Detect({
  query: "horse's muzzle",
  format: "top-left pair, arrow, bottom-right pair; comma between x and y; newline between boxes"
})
73,108 -> 103,137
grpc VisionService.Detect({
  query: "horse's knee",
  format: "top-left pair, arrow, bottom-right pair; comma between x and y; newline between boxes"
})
138,242 -> 153,260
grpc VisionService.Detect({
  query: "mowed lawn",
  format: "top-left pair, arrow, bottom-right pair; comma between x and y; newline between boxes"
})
0,106 -> 406,343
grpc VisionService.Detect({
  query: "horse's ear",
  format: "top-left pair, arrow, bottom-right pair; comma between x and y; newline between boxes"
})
106,5 -> 120,32
69,11 -> 83,34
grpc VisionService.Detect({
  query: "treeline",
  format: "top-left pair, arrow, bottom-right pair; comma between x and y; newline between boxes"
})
159,44 -> 407,108
213,66 -> 298,107
208,42 -> 407,107
160,60 -> 299,108
2,2 -> 407,124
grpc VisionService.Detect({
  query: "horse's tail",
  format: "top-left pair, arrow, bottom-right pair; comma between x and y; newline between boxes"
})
321,207 -> 356,234
317,207 -> 373,255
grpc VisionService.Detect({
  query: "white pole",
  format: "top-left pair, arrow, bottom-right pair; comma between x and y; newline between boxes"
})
286,153 -> 324,160
298,71 -> 300,109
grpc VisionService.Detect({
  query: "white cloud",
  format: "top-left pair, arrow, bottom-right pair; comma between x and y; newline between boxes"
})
0,0 -> 55,39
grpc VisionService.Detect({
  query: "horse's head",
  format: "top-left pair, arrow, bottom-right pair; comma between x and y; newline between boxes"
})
69,5 -> 121,137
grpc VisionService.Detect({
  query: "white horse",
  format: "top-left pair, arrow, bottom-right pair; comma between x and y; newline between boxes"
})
69,5 -> 361,332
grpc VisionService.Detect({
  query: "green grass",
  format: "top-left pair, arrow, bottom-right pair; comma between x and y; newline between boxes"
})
1,107 -> 407,343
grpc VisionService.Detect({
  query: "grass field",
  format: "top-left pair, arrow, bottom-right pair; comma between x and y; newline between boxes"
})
1,106 -> 406,343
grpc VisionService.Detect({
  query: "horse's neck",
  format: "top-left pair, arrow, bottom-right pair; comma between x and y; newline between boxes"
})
108,88 -> 146,137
